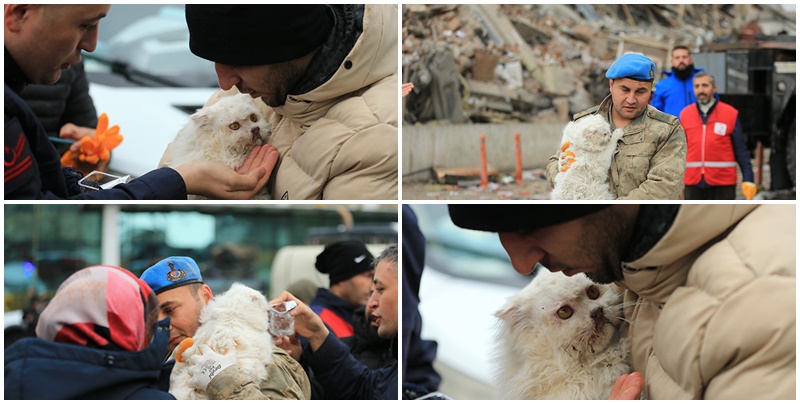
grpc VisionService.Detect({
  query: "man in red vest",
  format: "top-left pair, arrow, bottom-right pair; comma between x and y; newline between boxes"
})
310,240 -> 375,338
680,72 -> 756,200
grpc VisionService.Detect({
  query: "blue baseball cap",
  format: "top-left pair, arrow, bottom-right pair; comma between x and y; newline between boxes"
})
140,256 -> 203,294
606,53 -> 656,82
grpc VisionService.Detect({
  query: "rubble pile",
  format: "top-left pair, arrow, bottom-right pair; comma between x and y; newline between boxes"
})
402,4 -> 796,124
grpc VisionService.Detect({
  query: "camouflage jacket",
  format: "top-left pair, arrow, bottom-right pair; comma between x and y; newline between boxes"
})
547,95 -> 687,199
206,347 -> 311,400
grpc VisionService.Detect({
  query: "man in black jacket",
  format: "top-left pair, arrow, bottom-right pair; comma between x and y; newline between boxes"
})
4,4 -> 276,199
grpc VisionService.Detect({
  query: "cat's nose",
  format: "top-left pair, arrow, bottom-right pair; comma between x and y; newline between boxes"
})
591,307 -> 605,323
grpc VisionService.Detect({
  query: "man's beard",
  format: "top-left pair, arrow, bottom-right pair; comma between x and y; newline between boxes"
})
673,64 -> 695,81
258,61 -> 307,108
580,208 -> 637,284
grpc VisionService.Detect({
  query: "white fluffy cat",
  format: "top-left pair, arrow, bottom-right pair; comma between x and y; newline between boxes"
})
168,93 -> 272,199
552,114 -> 623,200
169,283 -> 273,400
494,269 -> 632,400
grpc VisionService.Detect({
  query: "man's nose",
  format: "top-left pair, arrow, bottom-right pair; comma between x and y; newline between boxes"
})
215,63 -> 240,91
79,30 -> 99,53
498,233 -> 545,275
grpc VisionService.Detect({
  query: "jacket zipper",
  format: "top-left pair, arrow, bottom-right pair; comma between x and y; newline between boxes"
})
701,124 -> 706,176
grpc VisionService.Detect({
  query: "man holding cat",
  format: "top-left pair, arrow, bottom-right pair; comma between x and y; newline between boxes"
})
140,256 -> 311,400
4,4 -> 277,199
545,53 -> 687,199
161,5 -> 398,200
449,204 -> 795,400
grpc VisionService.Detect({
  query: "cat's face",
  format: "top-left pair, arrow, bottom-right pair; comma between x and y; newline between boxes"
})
190,93 -> 271,153
497,269 -> 624,359
570,114 -> 613,150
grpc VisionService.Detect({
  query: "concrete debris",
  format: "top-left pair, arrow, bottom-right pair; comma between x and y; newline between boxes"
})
402,4 -> 796,124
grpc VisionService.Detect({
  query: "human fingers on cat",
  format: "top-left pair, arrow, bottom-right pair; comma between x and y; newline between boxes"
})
609,372 -> 643,400
274,335 -> 302,361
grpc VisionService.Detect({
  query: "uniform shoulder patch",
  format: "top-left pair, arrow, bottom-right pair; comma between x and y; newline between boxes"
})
573,106 -> 600,121
647,106 -> 678,124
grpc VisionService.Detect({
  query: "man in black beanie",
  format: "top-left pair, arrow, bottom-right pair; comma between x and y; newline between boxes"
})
448,204 -> 795,400
164,5 -> 398,200
310,239 -> 375,338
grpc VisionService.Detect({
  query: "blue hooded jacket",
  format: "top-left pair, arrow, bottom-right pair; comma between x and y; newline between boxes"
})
650,67 -> 704,119
4,318 -> 174,400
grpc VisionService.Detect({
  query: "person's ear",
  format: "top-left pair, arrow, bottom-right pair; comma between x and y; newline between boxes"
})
5,5 -> 34,33
199,284 -> 213,305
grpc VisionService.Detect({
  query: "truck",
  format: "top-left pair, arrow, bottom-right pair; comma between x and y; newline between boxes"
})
694,36 -> 796,197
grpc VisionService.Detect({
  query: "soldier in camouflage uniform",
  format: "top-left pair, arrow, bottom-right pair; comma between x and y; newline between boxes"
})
547,53 -> 686,199
141,257 -> 311,400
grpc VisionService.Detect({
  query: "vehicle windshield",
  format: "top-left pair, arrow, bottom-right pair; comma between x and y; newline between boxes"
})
85,4 -> 217,88
411,204 -> 532,287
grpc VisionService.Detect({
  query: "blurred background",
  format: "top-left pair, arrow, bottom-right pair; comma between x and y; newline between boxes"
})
408,204 -> 534,399
4,204 -> 397,348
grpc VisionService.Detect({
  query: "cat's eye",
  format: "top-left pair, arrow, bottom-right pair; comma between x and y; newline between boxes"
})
586,285 -> 600,300
250,114 -> 258,122
229,122 -> 240,130
556,306 -> 573,319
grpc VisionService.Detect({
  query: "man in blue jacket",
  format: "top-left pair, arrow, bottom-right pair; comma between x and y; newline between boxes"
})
4,4 -> 276,199
272,245 -> 399,399
650,45 -> 704,119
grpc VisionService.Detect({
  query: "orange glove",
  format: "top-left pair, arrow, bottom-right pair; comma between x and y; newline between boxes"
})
741,181 -> 757,200
559,141 -> 576,172
61,113 -> 123,168
175,337 -> 194,363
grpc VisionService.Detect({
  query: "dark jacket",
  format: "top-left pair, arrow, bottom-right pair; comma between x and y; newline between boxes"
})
310,288 -> 359,338
401,206 -> 442,397
341,305 -> 395,370
5,48 -> 187,200
304,332 -> 398,399
4,318 -> 174,400
650,67 -> 704,119
20,60 -> 98,139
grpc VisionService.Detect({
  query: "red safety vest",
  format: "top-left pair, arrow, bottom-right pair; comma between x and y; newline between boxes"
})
680,101 -> 739,186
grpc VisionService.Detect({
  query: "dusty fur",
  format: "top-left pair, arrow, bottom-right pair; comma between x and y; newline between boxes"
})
552,114 -> 623,200
168,93 -> 272,199
169,283 -> 273,400
494,270 -> 631,399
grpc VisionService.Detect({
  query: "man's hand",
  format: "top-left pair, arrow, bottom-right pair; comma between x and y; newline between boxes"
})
559,141 -> 576,172
174,144 -> 279,199
609,372 -> 643,400
274,334 -> 302,361
59,123 -> 96,153
402,82 -> 414,97
186,344 -> 238,391
269,291 -> 329,351
741,181 -> 757,200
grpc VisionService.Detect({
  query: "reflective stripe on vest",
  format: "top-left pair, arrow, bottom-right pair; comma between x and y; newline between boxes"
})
319,308 -> 354,338
686,161 -> 738,167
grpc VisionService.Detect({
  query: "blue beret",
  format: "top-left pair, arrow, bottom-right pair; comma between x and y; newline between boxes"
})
606,53 -> 656,82
140,256 -> 203,294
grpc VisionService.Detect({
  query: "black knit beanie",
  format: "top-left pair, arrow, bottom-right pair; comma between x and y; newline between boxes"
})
315,240 -> 374,285
185,5 -> 334,66
448,205 -> 611,233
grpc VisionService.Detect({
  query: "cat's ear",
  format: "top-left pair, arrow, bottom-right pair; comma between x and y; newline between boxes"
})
497,304 -> 528,329
190,109 -> 210,128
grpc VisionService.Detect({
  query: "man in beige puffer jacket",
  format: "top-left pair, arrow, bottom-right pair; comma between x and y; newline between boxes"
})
162,5 -> 397,200
448,204 -> 795,399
